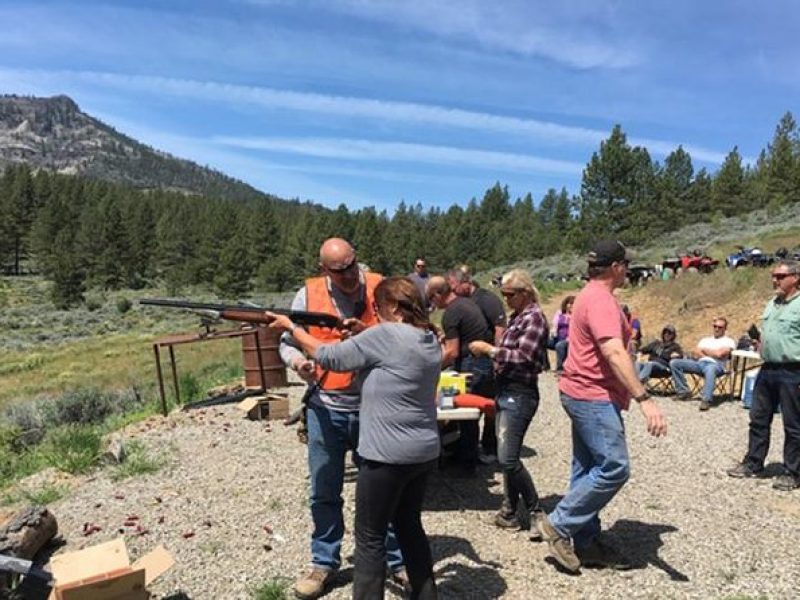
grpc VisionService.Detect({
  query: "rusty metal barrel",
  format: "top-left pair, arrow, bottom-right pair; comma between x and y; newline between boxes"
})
241,325 -> 287,389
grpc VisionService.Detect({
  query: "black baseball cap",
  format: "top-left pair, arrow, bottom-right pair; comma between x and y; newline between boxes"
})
587,240 -> 629,267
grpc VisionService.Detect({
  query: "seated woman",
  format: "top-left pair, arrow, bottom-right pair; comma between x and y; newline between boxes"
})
636,324 -> 684,384
548,295 -> 574,372
267,277 -> 441,599
469,269 -> 548,532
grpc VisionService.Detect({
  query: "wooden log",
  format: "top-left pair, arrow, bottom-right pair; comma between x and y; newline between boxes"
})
0,506 -> 57,560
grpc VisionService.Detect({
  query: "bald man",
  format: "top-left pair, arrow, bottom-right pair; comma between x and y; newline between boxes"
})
279,238 -> 404,599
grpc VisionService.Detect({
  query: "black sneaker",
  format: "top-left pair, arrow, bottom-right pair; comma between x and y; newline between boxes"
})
576,538 -> 633,570
773,474 -> 800,491
726,462 -> 764,479
494,510 -> 521,529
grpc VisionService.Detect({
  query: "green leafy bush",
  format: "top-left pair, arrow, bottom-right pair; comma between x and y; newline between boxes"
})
116,297 -> 133,314
42,425 -> 102,474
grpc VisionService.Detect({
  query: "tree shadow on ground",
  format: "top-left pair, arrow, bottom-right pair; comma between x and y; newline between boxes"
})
428,534 -> 506,598
606,519 -> 688,582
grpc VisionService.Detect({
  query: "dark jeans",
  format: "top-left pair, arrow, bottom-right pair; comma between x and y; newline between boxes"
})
496,385 -> 540,515
743,366 -> 800,477
457,355 -> 496,465
306,400 -> 403,571
353,459 -> 438,600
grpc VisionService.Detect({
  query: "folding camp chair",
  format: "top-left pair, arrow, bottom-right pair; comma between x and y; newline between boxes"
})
647,372 -> 675,396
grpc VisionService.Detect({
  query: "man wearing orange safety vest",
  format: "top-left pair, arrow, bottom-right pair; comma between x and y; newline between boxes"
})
279,238 -> 404,600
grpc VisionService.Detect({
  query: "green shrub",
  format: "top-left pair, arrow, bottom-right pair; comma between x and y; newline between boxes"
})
111,440 -> 165,481
41,425 -> 102,474
251,578 -> 291,600
51,389 -> 118,425
178,372 -> 201,404
116,297 -> 133,314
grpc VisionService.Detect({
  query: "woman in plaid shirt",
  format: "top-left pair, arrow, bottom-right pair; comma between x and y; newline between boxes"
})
470,269 -> 548,531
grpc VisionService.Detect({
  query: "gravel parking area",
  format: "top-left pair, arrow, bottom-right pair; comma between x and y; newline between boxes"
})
47,372 -> 800,599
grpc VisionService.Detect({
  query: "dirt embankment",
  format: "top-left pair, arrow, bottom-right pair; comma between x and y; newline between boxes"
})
542,267 -> 776,347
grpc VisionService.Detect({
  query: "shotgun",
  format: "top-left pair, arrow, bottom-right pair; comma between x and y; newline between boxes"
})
139,298 -> 341,329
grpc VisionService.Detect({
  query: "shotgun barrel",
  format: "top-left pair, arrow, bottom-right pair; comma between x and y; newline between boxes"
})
139,298 -> 341,329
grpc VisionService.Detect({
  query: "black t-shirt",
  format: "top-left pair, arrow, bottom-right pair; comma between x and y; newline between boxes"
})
471,287 -> 507,330
443,297 -> 493,363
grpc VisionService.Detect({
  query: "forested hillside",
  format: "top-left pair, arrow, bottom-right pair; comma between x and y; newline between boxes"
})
1,107 -> 799,308
0,95 -> 273,202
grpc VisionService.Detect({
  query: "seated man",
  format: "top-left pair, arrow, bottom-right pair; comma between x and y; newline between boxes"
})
669,317 -> 736,411
636,324 -> 683,385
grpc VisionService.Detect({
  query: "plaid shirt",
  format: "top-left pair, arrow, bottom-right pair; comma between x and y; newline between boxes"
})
494,302 -> 548,388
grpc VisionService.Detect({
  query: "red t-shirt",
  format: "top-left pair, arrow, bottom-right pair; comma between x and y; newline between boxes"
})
558,280 -> 632,410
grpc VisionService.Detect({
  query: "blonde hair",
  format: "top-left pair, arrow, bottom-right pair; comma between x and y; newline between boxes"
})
501,269 -> 540,303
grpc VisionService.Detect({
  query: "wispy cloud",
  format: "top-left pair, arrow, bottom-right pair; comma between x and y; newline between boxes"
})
213,136 -> 584,175
0,67 -> 734,164
242,0 -> 641,69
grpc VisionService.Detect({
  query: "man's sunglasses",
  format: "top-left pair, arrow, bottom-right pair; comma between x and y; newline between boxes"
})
771,272 -> 796,281
415,263 -> 426,269
325,259 -> 358,274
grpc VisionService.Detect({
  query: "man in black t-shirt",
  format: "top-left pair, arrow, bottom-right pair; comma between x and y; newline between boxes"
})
428,275 -> 494,474
450,266 -> 507,344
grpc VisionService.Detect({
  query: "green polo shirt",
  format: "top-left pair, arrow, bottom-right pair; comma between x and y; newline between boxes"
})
761,291 -> 800,363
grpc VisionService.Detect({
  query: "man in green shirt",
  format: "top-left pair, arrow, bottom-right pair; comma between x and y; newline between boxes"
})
728,260 -> 800,491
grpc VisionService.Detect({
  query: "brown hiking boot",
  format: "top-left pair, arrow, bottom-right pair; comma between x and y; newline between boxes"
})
576,538 -> 633,570
698,400 -> 710,411
536,515 -> 580,573
294,567 -> 335,599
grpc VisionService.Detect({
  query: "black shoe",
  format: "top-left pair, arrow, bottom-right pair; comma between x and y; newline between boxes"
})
494,510 -> 521,529
727,462 -> 764,479
674,392 -> 692,401
576,538 -> 633,570
773,474 -> 800,491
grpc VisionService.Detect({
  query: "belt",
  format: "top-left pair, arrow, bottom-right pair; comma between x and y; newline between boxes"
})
761,362 -> 800,371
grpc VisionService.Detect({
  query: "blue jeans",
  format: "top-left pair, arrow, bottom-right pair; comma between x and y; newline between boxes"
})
306,398 -> 403,571
549,394 -> 630,549
669,358 -> 723,401
496,386 -> 539,514
457,355 -> 496,466
636,361 -> 670,384
555,340 -> 569,371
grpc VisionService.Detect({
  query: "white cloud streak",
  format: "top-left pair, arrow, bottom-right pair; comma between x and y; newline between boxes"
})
213,136 -> 584,175
242,0 -> 641,69
0,67 -> 734,164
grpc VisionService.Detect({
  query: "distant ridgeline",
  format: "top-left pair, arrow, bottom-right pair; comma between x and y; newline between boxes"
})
1,94 -> 799,307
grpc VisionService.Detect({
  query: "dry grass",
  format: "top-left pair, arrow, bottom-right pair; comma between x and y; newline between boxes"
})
0,332 -> 242,409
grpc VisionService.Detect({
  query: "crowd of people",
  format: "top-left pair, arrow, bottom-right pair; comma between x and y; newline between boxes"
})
264,236 -> 799,599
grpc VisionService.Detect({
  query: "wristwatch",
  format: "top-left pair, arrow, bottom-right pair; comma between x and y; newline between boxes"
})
633,391 -> 650,403
488,347 -> 498,359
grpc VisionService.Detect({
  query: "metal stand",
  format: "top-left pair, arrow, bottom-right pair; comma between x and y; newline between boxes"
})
151,327 -> 266,415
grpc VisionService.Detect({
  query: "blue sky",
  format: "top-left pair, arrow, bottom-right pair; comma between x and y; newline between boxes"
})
1,0 -> 798,211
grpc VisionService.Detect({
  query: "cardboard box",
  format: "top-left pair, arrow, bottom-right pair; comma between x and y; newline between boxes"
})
237,394 -> 290,421
47,538 -> 174,600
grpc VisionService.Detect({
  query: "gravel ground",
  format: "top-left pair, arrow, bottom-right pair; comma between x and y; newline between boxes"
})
45,372 -> 800,600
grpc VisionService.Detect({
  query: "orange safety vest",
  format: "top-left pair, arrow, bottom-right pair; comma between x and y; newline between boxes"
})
305,272 -> 382,391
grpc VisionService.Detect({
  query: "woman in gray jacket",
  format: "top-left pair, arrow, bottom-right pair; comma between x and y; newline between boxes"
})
268,276 -> 441,600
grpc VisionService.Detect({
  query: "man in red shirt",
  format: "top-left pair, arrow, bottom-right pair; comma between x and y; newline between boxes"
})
537,240 -> 668,573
